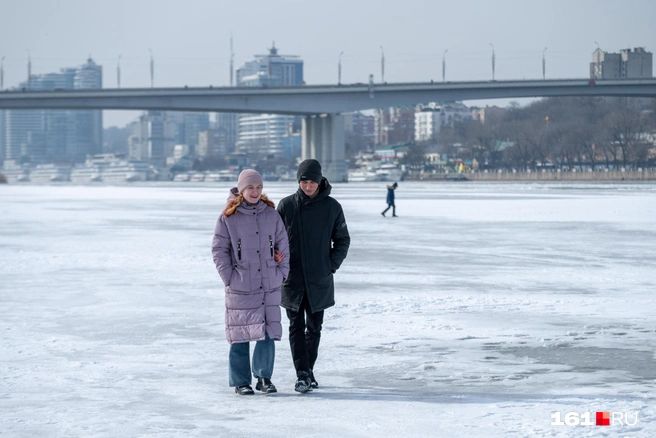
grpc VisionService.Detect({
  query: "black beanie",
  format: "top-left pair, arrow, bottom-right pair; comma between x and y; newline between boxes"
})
297,159 -> 322,184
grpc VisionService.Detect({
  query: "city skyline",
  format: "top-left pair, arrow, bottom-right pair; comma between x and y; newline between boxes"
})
1,0 -> 655,127
3,57 -> 103,163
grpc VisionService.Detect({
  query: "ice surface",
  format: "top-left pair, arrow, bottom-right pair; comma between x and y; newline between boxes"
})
1,181 -> 655,437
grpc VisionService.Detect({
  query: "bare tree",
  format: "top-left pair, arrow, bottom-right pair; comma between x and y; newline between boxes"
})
436,124 -> 466,166
465,119 -> 499,169
412,96 -> 656,173
602,104 -> 645,169
401,142 -> 429,171
499,119 -> 537,170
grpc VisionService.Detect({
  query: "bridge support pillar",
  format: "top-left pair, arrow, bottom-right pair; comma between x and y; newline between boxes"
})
301,114 -> 347,183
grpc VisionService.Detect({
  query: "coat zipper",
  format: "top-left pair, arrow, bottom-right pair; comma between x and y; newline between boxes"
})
269,235 -> 274,257
237,238 -> 242,261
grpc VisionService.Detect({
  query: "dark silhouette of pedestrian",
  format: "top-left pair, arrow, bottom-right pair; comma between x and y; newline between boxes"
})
381,182 -> 398,217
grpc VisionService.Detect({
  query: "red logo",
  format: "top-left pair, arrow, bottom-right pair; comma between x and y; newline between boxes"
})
596,412 -> 610,426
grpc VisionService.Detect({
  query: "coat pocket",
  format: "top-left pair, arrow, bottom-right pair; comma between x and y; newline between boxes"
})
266,259 -> 284,290
229,264 -> 252,293
309,269 -> 333,291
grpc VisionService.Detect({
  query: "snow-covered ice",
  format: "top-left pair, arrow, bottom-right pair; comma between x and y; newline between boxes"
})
1,181 -> 655,437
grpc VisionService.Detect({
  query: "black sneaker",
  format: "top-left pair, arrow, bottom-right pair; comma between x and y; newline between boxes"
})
295,372 -> 312,393
234,384 -> 254,395
309,371 -> 319,389
256,377 -> 277,394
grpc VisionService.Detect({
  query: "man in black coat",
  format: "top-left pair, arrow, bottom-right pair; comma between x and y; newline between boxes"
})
277,159 -> 350,393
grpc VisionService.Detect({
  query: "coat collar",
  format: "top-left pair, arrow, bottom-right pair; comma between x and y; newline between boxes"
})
228,187 -> 269,215
296,177 -> 332,203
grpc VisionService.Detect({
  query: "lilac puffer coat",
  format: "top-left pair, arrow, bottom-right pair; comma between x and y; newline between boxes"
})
212,189 -> 290,344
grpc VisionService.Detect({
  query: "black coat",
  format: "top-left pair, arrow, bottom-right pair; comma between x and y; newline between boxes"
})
276,178 -> 350,313
386,186 -> 396,205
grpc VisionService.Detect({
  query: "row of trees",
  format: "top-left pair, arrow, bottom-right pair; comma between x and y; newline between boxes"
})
409,97 -> 656,171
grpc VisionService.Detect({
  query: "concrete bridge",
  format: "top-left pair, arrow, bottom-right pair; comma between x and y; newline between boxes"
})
2,78 -> 655,181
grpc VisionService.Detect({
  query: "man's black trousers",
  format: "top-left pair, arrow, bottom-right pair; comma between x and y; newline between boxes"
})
286,293 -> 324,377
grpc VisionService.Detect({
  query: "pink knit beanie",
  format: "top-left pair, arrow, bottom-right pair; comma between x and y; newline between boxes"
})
237,169 -> 263,193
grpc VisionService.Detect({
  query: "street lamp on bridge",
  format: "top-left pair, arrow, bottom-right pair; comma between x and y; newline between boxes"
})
490,43 -> 495,81
26,50 -> 31,87
117,55 -> 122,89
542,47 -> 547,80
593,41 -> 603,79
380,45 -> 385,83
230,34 -> 234,87
0,56 -> 4,91
338,51 -> 344,85
149,48 -> 154,88
442,49 -> 448,83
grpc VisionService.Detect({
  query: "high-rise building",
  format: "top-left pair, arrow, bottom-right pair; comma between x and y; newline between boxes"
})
198,129 -> 229,158
128,111 -> 177,166
5,108 -> 45,162
282,130 -> 301,161
376,107 -> 416,146
238,113 -> 295,158
182,112 -> 210,149
414,102 -> 472,142
237,44 -> 303,87
69,59 -> 103,160
0,109 -> 5,161
236,44 -> 303,159
344,112 -> 376,151
126,111 -> 210,165
3,58 -> 102,163
215,112 -> 237,153
590,47 -> 653,79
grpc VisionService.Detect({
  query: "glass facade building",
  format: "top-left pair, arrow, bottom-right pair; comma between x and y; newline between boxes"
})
127,111 -> 178,166
3,58 -> 102,164
235,44 -> 303,159
0,109 -> 5,161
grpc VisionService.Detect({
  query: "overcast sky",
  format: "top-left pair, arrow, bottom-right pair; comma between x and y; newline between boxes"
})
1,0 -> 654,127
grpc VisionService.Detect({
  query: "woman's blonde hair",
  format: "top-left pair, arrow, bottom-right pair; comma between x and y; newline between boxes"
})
223,193 -> 275,217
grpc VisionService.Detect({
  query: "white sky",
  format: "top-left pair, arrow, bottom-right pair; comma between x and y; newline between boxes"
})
1,0 -> 655,127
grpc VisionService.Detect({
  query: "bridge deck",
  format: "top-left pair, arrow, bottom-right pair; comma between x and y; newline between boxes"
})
1,78 -> 654,115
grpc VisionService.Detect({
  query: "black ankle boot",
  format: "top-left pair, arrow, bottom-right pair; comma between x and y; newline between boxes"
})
309,370 -> 319,389
235,384 -> 254,395
295,371 -> 312,393
256,377 -> 277,394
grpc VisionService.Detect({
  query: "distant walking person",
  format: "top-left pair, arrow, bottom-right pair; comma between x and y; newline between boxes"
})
277,159 -> 351,393
381,182 -> 398,217
212,169 -> 290,395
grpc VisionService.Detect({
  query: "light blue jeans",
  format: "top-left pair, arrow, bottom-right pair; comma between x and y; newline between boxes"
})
228,334 -> 275,387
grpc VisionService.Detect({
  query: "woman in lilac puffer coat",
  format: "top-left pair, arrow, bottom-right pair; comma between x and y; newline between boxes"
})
212,169 -> 290,395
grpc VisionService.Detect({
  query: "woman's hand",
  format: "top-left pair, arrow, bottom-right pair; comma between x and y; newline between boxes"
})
274,249 -> 284,263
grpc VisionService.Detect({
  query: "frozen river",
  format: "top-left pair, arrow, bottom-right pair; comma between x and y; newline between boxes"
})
1,181 -> 655,437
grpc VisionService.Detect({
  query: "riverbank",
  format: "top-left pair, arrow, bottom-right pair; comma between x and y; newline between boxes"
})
4,169 -> 656,184
405,169 -> 656,182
